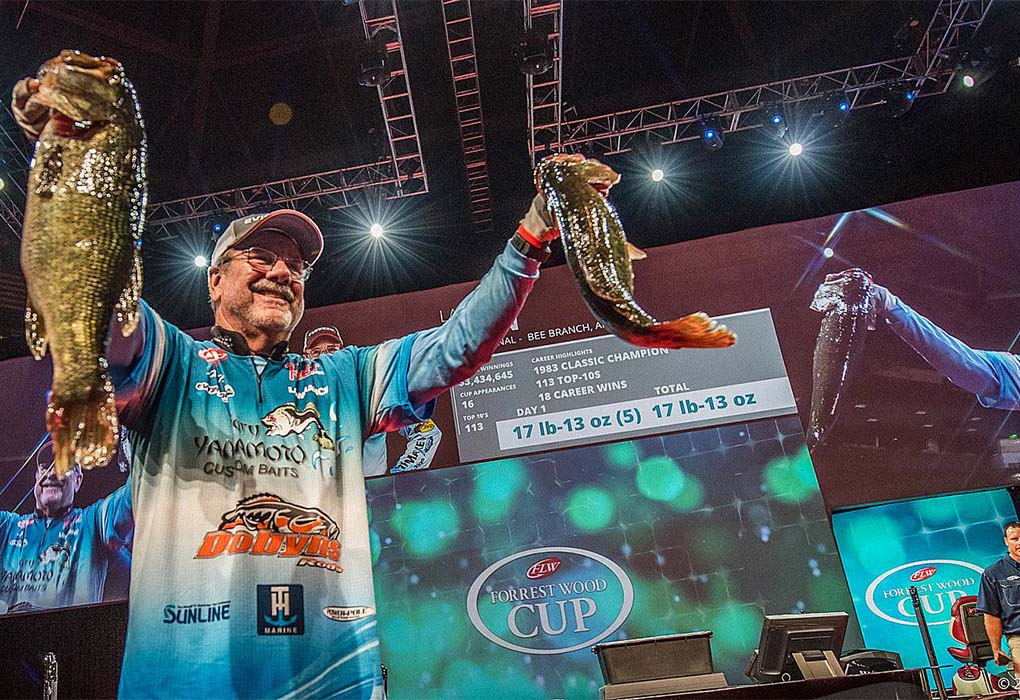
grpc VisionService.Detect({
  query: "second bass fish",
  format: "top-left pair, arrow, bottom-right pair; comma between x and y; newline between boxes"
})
537,157 -> 736,349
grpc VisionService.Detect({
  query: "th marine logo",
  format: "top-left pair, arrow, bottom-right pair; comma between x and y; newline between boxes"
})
257,584 -> 304,636
195,494 -> 344,573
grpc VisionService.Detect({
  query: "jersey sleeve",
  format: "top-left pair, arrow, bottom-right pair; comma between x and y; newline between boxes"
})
96,480 -> 134,552
405,239 -> 541,404
355,333 -> 435,437
884,299 -> 1020,410
108,300 -> 187,426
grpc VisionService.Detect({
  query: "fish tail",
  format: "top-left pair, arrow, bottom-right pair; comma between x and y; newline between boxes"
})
645,312 -> 738,349
25,297 -> 48,360
46,363 -> 119,477
117,247 -> 143,336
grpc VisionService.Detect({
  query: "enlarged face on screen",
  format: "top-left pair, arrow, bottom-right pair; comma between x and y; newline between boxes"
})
34,461 -> 82,517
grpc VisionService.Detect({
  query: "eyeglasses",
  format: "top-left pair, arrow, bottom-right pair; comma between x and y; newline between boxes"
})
220,247 -> 311,282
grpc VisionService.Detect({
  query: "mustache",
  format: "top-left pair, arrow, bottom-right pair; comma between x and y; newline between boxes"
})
251,280 -> 296,303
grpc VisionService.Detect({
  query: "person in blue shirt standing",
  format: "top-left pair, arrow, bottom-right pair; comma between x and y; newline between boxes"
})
976,521 -> 1020,673
0,442 -> 132,615
303,326 -> 444,476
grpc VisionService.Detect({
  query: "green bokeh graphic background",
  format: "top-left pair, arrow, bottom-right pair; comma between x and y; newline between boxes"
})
367,416 -> 859,698
832,489 -> 1016,685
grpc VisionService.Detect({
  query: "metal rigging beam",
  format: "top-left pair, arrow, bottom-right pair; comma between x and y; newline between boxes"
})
441,0 -> 493,232
524,0 -> 563,168
528,0 -> 993,158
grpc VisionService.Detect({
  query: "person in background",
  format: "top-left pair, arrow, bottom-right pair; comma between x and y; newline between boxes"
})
303,325 -> 444,476
977,520 -> 1020,675
0,440 -> 132,614
826,269 -> 1020,409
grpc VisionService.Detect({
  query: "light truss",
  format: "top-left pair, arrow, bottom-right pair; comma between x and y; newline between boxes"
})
0,102 -> 33,238
359,0 -> 427,199
142,0 -> 428,238
528,0 -> 993,158
145,160 -> 409,240
441,0 -> 493,232
524,0 -> 563,167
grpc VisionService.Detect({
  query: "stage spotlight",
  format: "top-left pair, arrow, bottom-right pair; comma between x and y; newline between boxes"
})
822,247 -> 834,259
194,255 -> 208,268
789,142 -> 803,157
699,117 -> 724,151
514,29 -> 554,76
820,92 -> 852,129
370,223 -> 384,238
651,168 -> 664,182
356,40 -> 390,87
0,177 -> 5,192
957,46 -> 997,90
761,105 -> 787,139
885,83 -> 916,118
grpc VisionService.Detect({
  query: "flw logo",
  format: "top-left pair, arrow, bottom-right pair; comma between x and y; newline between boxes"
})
526,557 -> 561,580
195,494 -> 343,573
198,347 -> 229,364
910,566 -> 937,582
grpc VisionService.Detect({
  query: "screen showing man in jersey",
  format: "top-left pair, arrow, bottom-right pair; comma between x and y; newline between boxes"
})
303,325 -> 444,476
0,438 -> 133,615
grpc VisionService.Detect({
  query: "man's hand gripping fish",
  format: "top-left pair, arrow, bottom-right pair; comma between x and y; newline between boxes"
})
536,156 -> 736,349
18,50 -> 147,477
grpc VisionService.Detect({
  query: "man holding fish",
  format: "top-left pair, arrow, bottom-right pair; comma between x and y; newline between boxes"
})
827,269 -> 1020,410
13,51 -> 623,699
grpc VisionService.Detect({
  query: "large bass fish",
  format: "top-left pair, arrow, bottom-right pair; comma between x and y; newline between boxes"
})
19,50 -> 146,477
806,269 -> 874,448
537,156 -> 736,349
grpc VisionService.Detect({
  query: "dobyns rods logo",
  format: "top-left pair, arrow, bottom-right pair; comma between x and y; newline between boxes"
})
467,547 -> 633,655
865,559 -> 984,627
195,494 -> 344,573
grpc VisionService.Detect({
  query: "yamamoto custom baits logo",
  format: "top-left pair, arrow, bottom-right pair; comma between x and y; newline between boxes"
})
257,584 -> 304,636
195,494 -> 343,573
865,559 -> 984,626
262,403 -> 334,450
467,547 -> 633,655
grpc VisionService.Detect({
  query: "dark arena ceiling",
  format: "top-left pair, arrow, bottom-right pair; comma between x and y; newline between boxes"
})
1,0 -> 1019,363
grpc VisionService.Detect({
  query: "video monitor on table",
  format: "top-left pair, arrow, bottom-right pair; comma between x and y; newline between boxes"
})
746,612 -> 849,683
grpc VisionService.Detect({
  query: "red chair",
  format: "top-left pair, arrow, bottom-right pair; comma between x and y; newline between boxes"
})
947,595 -> 1014,695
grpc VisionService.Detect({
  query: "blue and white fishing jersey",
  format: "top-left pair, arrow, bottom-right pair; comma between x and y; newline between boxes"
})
885,298 -> 1020,409
114,239 -> 541,699
0,483 -> 132,614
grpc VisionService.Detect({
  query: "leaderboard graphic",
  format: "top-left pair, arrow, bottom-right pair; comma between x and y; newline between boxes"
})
451,309 -> 795,462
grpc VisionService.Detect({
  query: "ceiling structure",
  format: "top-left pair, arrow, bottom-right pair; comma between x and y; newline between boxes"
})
1,2 -> 1020,473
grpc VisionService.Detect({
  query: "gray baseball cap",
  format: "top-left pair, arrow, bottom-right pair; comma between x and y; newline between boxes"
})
211,209 -> 324,268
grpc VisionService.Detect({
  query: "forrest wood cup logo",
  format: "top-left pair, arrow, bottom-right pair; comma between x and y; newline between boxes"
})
467,547 -> 633,655
865,559 -> 984,627
195,494 -> 344,573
